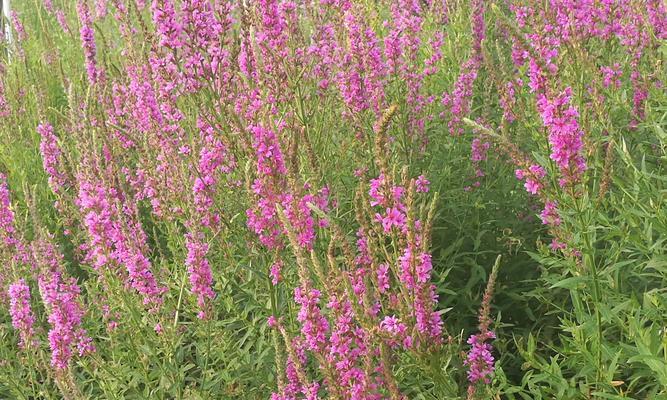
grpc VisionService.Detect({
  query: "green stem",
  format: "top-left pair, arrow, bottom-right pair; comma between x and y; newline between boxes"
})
201,319 -> 213,396
575,198 -> 603,390
173,267 -> 188,329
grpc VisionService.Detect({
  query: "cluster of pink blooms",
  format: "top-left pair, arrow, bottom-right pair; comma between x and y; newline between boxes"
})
77,1 -> 100,84
294,284 -> 329,352
464,331 -> 496,384
43,0 -> 54,12
39,271 -> 95,369
539,201 -> 561,227
369,174 -> 443,343
96,0 -> 108,19
273,336 -> 321,400
247,124 -> 329,251
415,175 -> 430,193
385,0 -> 433,142
1,175 -> 19,302
337,10 -> 386,115
324,295 -> 380,397
510,11 -> 588,189
246,124 -> 290,249
184,231 -> 215,319
600,64 -> 623,89
5,0 -> 662,395
30,238 -> 95,369
193,119 -> 234,227
269,259 -> 283,286
266,170 -> 440,398
55,10 -> 70,34
499,79 -> 520,123
8,279 -> 36,349
0,173 -> 18,249
77,172 -> 164,310
0,81 -> 9,118
506,0 -> 665,195
10,11 -> 27,42
151,0 -> 183,49
37,122 -> 68,194
183,119 -> 235,318
537,88 -> 587,186
515,164 -> 546,195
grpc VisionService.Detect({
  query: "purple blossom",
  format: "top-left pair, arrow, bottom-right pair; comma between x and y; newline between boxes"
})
536,88 -> 586,184
294,285 -> 329,351
10,11 -> 27,42
601,64 -> 623,89
39,272 -> 95,369
516,164 -> 546,195
377,207 -> 406,233
96,0 -> 108,19
151,0 -> 183,48
38,122 -> 68,194
246,125 -> 288,249
8,279 -> 36,349
193,119 -> 234,228
380,315 -> 408,348
0,173 -> 17,248
270,260 -> 282,286
77,1 -> 99,84
337,10 -> 386,114
55,10 -> 71,34
376,263 -> 390,293
77,174 -> 164,309
43,0 -> 54,12
415,175 -> 430,193
464,331 -> 496,384
185,231 -> 215,319
540,201 -> 561,226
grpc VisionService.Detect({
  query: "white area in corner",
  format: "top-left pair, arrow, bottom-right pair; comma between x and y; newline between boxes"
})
2,0 -> 12,45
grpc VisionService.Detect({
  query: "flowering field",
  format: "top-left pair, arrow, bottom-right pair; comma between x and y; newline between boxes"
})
0,0 -> 666,399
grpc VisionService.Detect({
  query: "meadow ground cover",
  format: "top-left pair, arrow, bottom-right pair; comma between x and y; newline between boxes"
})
0,0 -> 666,399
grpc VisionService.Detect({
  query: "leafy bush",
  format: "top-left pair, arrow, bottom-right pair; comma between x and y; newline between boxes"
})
0,1 -> 665,399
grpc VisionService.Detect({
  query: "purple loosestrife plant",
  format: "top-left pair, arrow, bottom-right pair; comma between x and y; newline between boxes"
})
8,279 -> 37,349
38,122 -> 68,195
39,271 -> 95,369
184,231 -> 215,319
246,124 -> 289,249
151,0 -> 183,49
77,167 -> 164,311
464,331 -> 496,385
77,1 -> 100,84
0,173 -> 18,248
337,9 -> 387,116
536,87 -> 586,186
0,174 -> 30,276
465,256 -> 500,398
4,0 -> 663,398
10,11 -> 27,42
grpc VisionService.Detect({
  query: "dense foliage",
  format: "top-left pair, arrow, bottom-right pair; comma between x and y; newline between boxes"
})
0,0 -> 665,399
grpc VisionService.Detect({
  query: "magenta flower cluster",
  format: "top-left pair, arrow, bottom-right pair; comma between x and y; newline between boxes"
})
77,174 -> 164,309
8,279 -> 36,349
0,173 -> 18,248
38,122 -> 68,195
464,331 -> 496,384
536,87 -> 586,186
77,1 -> 99,84
39,272 -> 95,369
185,231 -> 215,320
